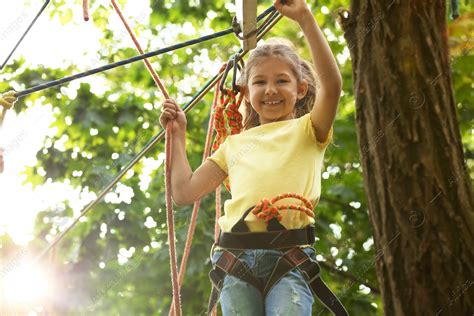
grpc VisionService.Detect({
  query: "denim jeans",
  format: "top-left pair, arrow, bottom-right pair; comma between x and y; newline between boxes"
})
210,247 -> 316,316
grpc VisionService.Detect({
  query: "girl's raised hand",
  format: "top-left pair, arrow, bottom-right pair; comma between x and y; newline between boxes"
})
273,0 -> 312,23
159,99 -> 187,134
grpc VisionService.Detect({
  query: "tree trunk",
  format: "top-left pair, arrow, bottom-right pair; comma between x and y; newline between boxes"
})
337,1 -> 474,315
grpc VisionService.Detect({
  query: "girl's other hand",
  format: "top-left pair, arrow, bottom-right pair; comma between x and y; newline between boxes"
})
159,99 -> 187,134
273,0 -> 312,23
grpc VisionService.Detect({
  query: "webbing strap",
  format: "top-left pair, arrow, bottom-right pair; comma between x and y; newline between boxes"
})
310,278 -> 349,316
207,247 -> 348,316
207,250 -> 263,315
266,247 -> 348,316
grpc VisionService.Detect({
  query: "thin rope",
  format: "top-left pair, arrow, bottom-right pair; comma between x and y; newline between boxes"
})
32,10 -> 282,265
83,0 -> 90,21
0,0 -> 51,71
109,1 -> 181,313
111,1 -> 180,312
167,78 -> 221,316
13,6 -> 276,99
165,124 -> 181,316
14,29 -> 231,98
110,0 -> 169,98
214,184 -> 222,241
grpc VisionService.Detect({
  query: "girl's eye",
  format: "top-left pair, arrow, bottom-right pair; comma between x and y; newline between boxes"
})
253,81 -> 265,85
277,79 -> 289,84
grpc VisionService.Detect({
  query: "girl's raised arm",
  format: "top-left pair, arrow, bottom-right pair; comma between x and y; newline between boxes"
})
274,0 -> 342,143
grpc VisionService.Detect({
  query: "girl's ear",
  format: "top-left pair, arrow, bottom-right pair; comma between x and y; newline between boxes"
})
297,79 -> 309,100
241,86 -> 250,102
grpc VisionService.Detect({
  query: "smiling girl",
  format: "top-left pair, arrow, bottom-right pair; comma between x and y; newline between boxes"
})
159,0 -> 347,314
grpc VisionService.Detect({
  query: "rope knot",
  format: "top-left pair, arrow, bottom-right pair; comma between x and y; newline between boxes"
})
0,91 -> 18,110
252,198 -> 281,223
251,193 -> 316,223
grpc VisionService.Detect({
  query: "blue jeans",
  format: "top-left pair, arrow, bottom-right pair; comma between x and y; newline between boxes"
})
210,247 -> 316,316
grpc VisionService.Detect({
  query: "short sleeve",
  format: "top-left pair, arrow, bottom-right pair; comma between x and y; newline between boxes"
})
301,113 -> 333,148
315,125 -> 333,147
207,139 -> 228,173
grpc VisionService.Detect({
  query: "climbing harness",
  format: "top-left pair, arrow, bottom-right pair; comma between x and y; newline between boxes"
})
207,194 -> 348,316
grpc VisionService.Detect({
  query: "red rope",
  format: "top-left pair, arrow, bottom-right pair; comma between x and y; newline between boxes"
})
110,0 -> 169,98
82,0 -> 90,22
252,193 -> 315,222
110,1 -> 180,314
214,184 -> 222,242
165,124 -> 181,316
211,72 -> 244,192
167,79 -> 221,316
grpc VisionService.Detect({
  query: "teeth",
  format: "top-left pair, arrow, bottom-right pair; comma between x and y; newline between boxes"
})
263,100 -> 282,105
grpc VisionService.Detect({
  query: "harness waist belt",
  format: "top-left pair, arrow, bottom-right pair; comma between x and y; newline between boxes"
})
217,225 -> 315,249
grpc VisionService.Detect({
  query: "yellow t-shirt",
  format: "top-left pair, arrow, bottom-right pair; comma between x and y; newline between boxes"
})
207,113 -> 332,232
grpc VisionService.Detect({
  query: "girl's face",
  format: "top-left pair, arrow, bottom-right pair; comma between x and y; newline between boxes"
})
244,56 -> 308,125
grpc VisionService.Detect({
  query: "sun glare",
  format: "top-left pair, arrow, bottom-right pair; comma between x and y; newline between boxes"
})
2,263 -> 49,304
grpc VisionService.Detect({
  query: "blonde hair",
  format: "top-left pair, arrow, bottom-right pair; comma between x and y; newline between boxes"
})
238,39 -> 317,130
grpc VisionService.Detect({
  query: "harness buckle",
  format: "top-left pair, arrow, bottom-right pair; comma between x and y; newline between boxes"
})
285,247 -> 309,266
216,251 -> 237,272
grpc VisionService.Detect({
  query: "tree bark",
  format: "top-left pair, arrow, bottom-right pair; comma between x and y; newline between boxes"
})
337,0 -> 474,315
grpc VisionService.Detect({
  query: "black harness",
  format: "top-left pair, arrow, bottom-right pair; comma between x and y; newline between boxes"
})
207,206 -> 349,315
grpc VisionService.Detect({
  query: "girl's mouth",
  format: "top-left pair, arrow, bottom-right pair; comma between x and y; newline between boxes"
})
262,100 -> 284,105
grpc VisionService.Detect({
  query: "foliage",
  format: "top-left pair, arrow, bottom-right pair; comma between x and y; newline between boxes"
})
1,0 -> 472,315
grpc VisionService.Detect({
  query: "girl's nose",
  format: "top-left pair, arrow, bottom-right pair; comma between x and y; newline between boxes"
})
265,84 -> 277,95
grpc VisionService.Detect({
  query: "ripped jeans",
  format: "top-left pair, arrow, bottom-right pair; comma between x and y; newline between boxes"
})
210,247 -> 316,316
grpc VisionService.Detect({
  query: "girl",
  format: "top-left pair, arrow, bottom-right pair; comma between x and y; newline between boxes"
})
159,0 -> 345,315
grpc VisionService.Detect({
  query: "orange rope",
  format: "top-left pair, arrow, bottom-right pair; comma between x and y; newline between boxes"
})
211,75 -> 244,192
110,0 -> 169,98
178,86 -> 219,284
168,79 -> 221,316
252,193 -> 315,222
211,182 -> 221,316
164,124 -> 181,316
82,0 -> 90,22
214,184 -> 222,242
110,1 -> 180,314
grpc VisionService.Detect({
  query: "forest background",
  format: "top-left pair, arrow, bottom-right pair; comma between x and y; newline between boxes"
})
0,0 -> 472,314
